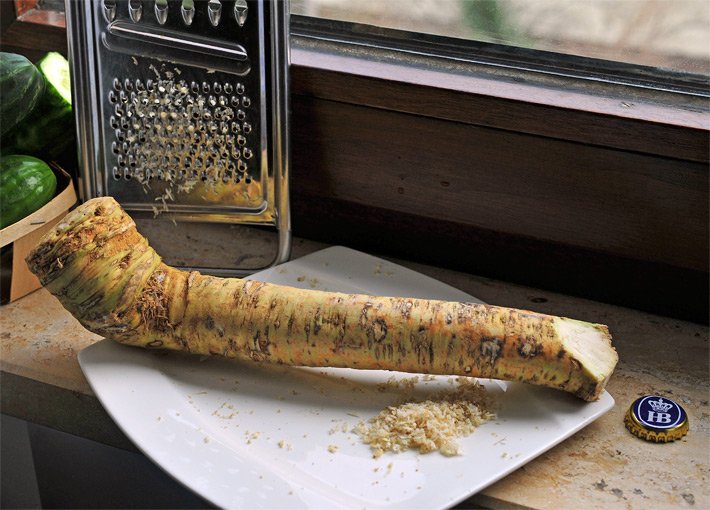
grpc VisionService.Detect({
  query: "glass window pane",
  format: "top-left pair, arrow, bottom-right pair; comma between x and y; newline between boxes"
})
290,0 -> 710,76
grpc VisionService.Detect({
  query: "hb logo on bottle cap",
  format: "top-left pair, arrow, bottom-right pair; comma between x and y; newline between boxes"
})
625,395 -> 689,442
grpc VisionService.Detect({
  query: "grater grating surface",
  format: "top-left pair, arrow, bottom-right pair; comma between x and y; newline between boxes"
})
67,0 -> 290,274
106,67 -> 264,213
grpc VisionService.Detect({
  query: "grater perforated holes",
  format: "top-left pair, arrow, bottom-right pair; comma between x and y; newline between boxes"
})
107,72 -> 256,193
103,0 -> 117,22
154,0 -> 168,25
128,0 -> 142,22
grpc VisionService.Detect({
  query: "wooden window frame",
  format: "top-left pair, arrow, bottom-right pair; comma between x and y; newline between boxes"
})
1,3 -> 707,322
1,1 -> 66,56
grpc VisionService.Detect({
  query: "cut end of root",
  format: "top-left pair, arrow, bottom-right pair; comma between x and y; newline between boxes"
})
556,317 -> 618,401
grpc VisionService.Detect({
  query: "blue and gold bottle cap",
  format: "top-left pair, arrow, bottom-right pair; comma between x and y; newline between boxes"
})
624,395 -> 689,443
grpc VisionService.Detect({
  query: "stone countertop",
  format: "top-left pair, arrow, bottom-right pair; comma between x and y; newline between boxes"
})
1,238 -> 708,509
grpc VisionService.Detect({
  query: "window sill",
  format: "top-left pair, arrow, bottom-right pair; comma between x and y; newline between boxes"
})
1,246 -> 708,508
290,35 -> 708,162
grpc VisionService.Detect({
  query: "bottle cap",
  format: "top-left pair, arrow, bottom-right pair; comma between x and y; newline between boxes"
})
624,395 -> 689,443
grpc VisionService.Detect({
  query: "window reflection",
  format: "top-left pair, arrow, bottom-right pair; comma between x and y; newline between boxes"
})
291,0 -> 710,75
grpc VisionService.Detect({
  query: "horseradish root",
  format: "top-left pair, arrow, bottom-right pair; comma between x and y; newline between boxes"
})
26,197 -> 618,401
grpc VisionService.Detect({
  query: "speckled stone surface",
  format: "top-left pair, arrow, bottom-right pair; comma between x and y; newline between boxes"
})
1,242 -> 707,509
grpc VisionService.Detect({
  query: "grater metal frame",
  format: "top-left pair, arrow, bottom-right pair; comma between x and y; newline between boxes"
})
66,0 -> 291,276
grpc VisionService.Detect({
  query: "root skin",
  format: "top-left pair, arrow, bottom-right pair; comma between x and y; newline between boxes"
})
26,197 -> 618,401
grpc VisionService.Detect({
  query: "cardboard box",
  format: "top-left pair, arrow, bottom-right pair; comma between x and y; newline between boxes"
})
0,166 -> 77,303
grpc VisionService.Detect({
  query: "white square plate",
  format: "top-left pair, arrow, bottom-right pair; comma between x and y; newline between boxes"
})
79,246 -> 614,509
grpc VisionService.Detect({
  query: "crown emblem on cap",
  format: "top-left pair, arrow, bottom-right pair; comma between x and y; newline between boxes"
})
648,397 -> 673,413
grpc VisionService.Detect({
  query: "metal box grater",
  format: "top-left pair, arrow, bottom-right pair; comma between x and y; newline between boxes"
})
66,0 -> 290,275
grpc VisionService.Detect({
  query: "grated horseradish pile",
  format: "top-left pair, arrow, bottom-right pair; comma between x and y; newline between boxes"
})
354,377 -> 495,458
